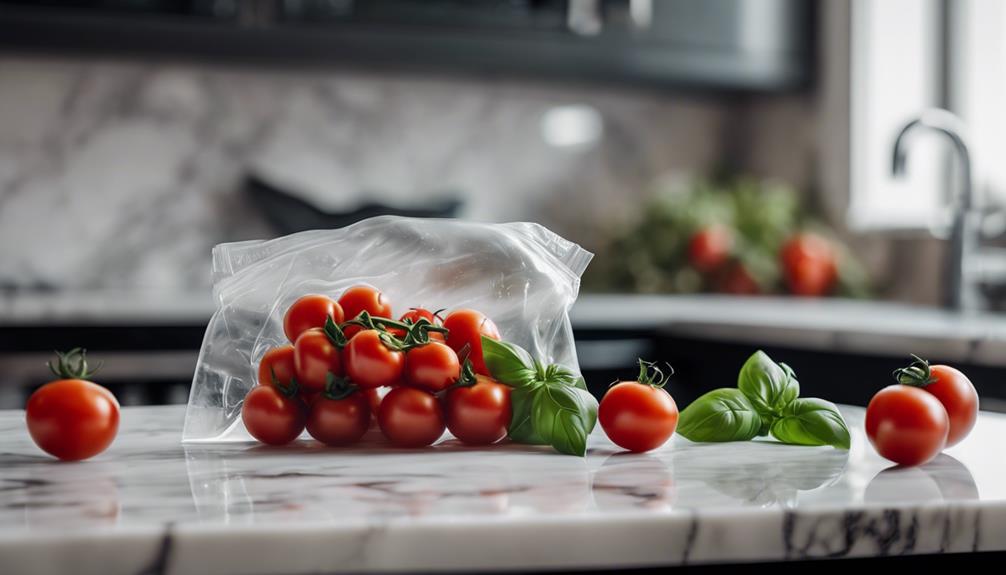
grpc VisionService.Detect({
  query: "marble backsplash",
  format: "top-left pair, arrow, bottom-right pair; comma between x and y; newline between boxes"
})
0,56 -> 728,300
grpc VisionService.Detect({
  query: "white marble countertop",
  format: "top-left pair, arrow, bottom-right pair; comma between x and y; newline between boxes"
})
1,405 -> 1004,574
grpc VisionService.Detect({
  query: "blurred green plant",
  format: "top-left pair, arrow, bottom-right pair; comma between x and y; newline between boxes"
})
583,176 -> 871,298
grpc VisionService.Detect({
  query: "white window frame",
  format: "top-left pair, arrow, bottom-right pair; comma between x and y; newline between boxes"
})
847,0 -> 946,233
950,0 -> 1006,211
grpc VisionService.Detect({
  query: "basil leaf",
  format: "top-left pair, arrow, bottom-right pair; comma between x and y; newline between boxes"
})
532,383 -> 598,456
481,336 -> 537,388
507,385 -> 547,444
770,398 -> 851,449
757,415 -> 773,437
737,350 -> 799,417
544,363 -> 581,387
676,388 -> 762,443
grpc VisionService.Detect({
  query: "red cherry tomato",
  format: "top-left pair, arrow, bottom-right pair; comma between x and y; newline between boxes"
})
378,387 -> 445,447
443,309 -> 501,376
302,391 -> 322,407
866,385 -> 949,466
404,342 -> 460,393
688,225 -> 733,273
599,363 -> 678,453
306,392 -> 370,446
283,294 -> 344,343
344,329 -> 404,389
893,356 -> 979,447
391,308 -> 445,341
293,329 -> 342,394
258,345 -> 297,389
714,261 -> 761,295
338,285 -> 392,337
242,385 -> 307,445
27,354 -> 120,461
364,387 -> 389,423
781,233 -> 837,297
445,375 -> 512,445
925,365 -> 979,446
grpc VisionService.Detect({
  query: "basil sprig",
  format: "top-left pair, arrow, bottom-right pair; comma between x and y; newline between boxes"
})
677,350 -> 850,450
481,336 -> 597,456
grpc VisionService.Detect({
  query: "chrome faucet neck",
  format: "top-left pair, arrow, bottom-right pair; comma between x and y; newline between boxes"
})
891,108 -> 976,311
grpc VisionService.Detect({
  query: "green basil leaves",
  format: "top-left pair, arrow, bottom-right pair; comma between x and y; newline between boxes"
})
507,386 -> 547,445
737,350 -> 799,417
482,338 -> 538,388
677,350 -> 850,450
481,336 -> 598,456
532,384 -> 598,456
770,398 -> 851,449
675,388 -> 762,442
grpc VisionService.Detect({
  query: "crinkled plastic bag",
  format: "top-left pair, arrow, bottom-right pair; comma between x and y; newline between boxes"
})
182,216 -> 593,442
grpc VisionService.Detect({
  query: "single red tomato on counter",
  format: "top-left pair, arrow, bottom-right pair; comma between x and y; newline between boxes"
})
283,294 -> 344,342
26,349 -> 120,461
338,285 -> 392,337
443,309 -> 501,376
892,355 -> 979,447
344,329 -> 405,389
293,328 -> 343,394
378,387 -> 446,447
780,233 -> 837,297
866,384 -> 949,466
688,225 -> 734,274
306,385 -> 371,447
242,385 -> 307,445
404,341 -> 460,393
599,360 -> 678,453
258,345 -> 297,389
445,374 -> 512,445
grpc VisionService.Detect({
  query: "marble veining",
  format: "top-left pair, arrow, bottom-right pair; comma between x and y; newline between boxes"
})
0,56 -> 724,297
1,405 -> 1005,574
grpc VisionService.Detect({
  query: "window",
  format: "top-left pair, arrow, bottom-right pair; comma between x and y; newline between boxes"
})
847,0 -> 945,233
847,0 -> 1006,233
952,0 -> 1006,211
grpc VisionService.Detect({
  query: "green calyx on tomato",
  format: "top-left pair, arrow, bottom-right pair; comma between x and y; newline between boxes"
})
621,359 -> 672,389
324,316 -> 349,348
449,359 -> 480,390
676,350 -> 850,449
892,354 -> 938,387
47,348 -> 103,380
322,372 -> 358,401
342,311 -> 450,349
481,335 -> 597,457
270,366 -> 301,398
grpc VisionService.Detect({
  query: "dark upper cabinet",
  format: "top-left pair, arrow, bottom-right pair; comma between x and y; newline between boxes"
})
0,0 -> 812,91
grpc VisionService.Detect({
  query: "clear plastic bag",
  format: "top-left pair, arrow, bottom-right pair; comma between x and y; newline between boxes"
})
182,216 -> 593,442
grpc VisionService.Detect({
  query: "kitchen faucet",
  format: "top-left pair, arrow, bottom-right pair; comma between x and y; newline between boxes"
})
891,108 -> 978,311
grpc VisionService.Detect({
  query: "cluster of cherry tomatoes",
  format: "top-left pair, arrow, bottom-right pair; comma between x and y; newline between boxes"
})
241,285 -> 514,448
865,355 -> 979,466
688,228 -> 838,297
